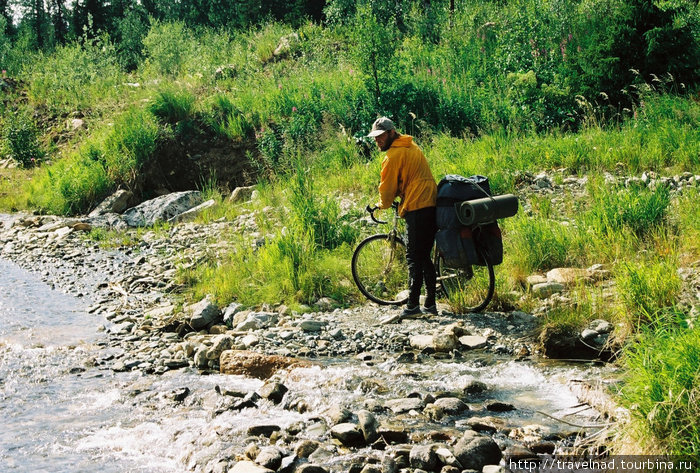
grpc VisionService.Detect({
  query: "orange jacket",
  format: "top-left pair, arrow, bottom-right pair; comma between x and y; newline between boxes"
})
378,135 -> 437,217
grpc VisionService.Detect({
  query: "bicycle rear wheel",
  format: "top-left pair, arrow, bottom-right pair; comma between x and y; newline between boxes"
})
352,234 -> 409,305
435,248 -> 495,313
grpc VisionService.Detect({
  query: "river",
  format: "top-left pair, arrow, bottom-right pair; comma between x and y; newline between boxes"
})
0,255 -> 606,472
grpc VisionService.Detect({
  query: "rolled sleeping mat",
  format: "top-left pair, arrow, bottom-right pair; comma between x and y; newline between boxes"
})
455,194 -> 519,226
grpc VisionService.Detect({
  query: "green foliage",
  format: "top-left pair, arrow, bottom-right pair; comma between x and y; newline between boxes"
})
114,8 -> 149,70
24,34 -> 122,110
1,111 -> 44,168
142,20 -> 193,77
619,324 -> 700,455
615,260 -> 681,326
150,88 -> 196,124
102,108 -> 160,186
584,178 -> 671,237
505,213 -> 586,273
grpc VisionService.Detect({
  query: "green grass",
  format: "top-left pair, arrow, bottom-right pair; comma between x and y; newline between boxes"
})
618,323 -> 700,456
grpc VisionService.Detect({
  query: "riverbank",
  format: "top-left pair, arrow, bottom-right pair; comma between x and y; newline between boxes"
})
0,209 -> 618,473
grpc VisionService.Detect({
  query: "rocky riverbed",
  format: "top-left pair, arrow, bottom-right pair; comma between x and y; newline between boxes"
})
2,168 -> 698,472
0,210 -> 614,473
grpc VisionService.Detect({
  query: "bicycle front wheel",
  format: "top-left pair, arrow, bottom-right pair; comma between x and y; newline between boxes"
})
435,248 -> 495,313
352,234 -> 409,305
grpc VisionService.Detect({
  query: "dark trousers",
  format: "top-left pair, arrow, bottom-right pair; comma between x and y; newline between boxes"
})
404,206 -> 437,307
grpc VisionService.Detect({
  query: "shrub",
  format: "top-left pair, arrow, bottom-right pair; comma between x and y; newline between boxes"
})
1,111 -> 44,168
142,21 -> 193,77
25,35 -> 122,111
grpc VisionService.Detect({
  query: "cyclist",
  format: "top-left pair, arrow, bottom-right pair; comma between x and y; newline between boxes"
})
368,116 -> 439,317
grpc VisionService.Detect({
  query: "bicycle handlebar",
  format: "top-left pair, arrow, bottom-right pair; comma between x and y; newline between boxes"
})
365,202 -> 399,225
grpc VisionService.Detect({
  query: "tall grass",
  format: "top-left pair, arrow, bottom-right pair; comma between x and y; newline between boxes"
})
618,324 -> 700,456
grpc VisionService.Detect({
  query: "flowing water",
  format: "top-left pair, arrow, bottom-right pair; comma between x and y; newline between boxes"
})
0,256 -> 605,472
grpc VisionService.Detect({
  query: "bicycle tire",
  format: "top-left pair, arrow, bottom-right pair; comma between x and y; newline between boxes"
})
435,247 -> 495,313
352,234 -> 409,305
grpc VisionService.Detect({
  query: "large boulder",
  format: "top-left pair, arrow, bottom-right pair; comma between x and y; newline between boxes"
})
122,191 -> 203,227
187,297 -> 222,330
220,350 -> 311,379
89,189 -> 134,217
453,432 -> 502,470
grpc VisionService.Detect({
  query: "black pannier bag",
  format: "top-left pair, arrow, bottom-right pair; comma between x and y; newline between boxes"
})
435,174 -> 504,267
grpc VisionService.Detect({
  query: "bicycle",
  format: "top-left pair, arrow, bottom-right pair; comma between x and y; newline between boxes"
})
351,202 -> 495,312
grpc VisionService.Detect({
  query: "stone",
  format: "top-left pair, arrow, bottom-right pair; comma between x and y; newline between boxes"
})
360,465 -> 382,473
525,274 -> 547,287
357,409 -> 379,443
483,466 -> 508,473
229,185 -> 256,203
434,397 -> 469,415
330,423 -> 364,447
409,335 -> 433,350
295,440 -> 320,458
385,397 -> 424,414
122,191 -> 203,227
435,447 -> 462,469
486,401 -> 516,412
223,302 -> 244,326
255,446 -> 283,471
188,297 -> 222,330
531,282 -> 565,298
458,335 -> 488,350
219,350 -> 311,379
295,465 -> 328,473
463,380 -> 488,395
205,334 -> 234,360
167,199 -> 217,223
546,268 -> 591,286
89,189 -> 134,217
247,425 -> 281,437
228,460 -> 274,473
300,320 -> 326,332
453,434 -> 502,471
258,381 -> 288,404
410,445 -> 437,470
326,405 -> 353,424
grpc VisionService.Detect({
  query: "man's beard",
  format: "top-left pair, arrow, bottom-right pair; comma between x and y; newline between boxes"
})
380,134 -> 397,151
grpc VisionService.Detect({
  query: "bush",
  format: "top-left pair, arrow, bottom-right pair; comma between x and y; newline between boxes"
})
25,35 -> 122,111
1,111 -> 44,168
142,21 -> 194,77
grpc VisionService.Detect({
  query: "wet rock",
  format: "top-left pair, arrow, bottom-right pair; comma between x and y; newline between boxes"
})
410,445 -> 437,470
463,380 -> 488,395
330,423 -> 364,447
458,335 -> 487,350
483,466 -> 508,473
295,465 -> 328,473
486,401 -> 516,412
255,446 -> 283,470
453,432 -> 502,471
169,387 -> 190,402
299,320 -> 326,333
258,381 -> 288,404
385,397 -> 424,414
528,440 -> 556,454
358,409 -> 379,443
359,465 -> 382,473
377,425 -> 409,444
247,425 -> 281,437
206,334 -> 235,360
123,191 -> 203,227
219,350 -> 310,379
409,335 -> 433,350
434,397 -> 469,415
504,445 -> 538,461
435,447 -> 462,469
229,461 -> 274,473
326,405 -> 353,424
295,440 -> 320,458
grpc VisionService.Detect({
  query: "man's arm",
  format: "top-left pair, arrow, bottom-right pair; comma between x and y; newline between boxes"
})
377,153 -> 400,209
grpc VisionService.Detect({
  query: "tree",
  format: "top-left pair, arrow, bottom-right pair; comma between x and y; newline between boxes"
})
48,0 -> 67,43
15,0 -> 47,48
72,0 -> 107,37
0,0 -> 13,36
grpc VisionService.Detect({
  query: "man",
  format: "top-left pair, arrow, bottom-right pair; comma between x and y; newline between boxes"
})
368,116 -> 438,317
